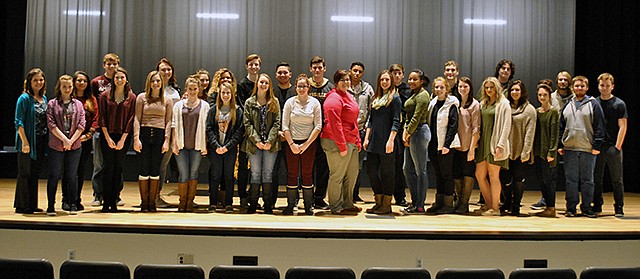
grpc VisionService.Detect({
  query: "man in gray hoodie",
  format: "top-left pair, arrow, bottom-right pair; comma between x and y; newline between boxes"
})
558,75 -> 605,218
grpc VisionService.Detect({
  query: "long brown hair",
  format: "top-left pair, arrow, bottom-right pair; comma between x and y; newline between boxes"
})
72,71 -> 96,113
373,70 -> 397,107
216,82 -> 238,126
24,68 -> 46,97
109,67 -> 131,101
144,71 -> 165,104
251,73 -> 278,113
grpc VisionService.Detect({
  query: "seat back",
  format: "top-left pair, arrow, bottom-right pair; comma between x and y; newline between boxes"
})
210,265 -> 280,279
580,267 -> 640,279
134,264 -> 204,279
60,260 -> 130,279
436,268 -> 505,279
362,267 -> 430,279
286,266 -> 356,279
0,258 -> 54,279
509,268 -> 576,279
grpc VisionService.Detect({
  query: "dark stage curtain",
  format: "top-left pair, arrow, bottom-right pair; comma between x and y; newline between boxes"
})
575,0 -> 640,193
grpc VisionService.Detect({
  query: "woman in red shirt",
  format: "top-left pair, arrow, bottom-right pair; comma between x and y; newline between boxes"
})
320,70 -> 362,215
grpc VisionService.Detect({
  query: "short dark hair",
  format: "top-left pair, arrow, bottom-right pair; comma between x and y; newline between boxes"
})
333,69 -> 350,85
350,61 -> 365,71
276,62 -> 290,71
310,56 -> 325,67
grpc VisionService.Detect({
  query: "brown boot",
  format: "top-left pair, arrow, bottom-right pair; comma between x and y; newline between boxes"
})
366,194 -> 383,213
186,180 -> 198,212
535,207 -> 556,218
178,182 -> 188,212
148,179 -> 160,212
138,179 -> 150,212
373,195 -> 393,215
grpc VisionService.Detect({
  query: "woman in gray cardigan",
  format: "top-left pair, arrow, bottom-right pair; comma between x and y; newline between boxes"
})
501,80 -> 536,216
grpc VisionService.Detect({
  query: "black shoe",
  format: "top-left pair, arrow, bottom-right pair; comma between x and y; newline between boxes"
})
15,208 -> 34,214
33,208 -> 44,213
583,210 -> 597,218
282,206 -> 294,215
395,199 -> 408,207
75,203 -> 85,211
314,198 -> 329,209
353,195 -> 364,203
46,206 -> 56,216
62,202 -> 71,211
69,205 -> 78,215
592,204 -> 602,213
615,206 -> 624,217
264,207 -> 273,214
564,210 -> 576,217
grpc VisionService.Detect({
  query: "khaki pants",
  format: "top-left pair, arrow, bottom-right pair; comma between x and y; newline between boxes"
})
321,138 -> 359,213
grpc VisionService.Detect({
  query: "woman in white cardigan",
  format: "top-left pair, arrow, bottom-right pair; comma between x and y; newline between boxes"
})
475,77 -> 511,216
172,76 -> 210,212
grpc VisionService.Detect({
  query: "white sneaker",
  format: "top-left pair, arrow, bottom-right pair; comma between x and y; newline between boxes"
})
91,198 -> 102,207
117,199 -> 125,206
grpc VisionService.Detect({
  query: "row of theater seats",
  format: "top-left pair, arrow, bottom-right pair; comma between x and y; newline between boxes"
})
0,258 -> 639,279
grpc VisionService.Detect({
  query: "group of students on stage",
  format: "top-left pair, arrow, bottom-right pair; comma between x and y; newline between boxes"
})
13,53 -> 627,218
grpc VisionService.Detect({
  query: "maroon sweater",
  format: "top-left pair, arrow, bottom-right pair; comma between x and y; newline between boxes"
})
99,89 -> 136,135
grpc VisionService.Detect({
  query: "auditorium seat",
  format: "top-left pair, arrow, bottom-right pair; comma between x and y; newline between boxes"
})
580,266 -> 640,279
60,260 -> 130,279
0,258 -> 54,279
509,268 -> 576,279
362,267 -> 431,279
285,266 -> 356,279
436,268 -> 505,279
209,265 -> 280,279
134,264 -> 204,279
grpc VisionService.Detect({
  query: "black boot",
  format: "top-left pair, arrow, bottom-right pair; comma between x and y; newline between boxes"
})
426,194 -> 444,213
247,183 -> 260,214
511,181 -> 525,216
453,179 -> 462,207
283,187 -> 297,215
262,183 -> 273,214
302,187 -> 314,216
500,183 -> 512,213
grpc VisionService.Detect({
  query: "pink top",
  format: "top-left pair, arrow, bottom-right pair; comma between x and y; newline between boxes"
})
321,88 -> 362,152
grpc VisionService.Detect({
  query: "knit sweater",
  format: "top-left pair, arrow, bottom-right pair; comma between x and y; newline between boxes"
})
172,99 -> 210,151
508,102 -> 537,162
482,97 -> 511,161
533,107 -> 559,166
404,88 -> 431,135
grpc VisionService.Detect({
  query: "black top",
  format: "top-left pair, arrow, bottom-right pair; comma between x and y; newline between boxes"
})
597,96 -> 628,145
274,84 -> 295,116
396,82 -> 412,129
205,106 -> 245,150
365,95 -> 402,155
236,77 -> 255,109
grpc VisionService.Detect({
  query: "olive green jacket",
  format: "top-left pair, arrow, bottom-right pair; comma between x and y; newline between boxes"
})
241,95 -> 281,154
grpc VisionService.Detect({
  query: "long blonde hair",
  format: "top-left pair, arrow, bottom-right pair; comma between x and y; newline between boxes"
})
216,82 -> 238,126
480,77 -> 504,106
251,73 -> 279,113
144,71 -> 165,104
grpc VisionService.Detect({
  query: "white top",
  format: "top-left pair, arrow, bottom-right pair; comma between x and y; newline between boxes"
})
282,96 -> 322,140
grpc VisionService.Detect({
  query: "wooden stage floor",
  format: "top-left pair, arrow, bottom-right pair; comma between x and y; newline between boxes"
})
1,179 -> 639,240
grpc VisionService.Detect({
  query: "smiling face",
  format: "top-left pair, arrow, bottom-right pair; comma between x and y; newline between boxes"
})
379,72 -> 391,91
60,79 -> 73,97
458,80 -> 470,97
198,74 -> 210,92
510,84 -> 522,102
186,81 -> 199,97
537,87 -> 550,105
276,66 -> 292,85
407,72 -> 422,91
337,75 -> 351,92
150,73 -> 162,93
257,75 -> 270,93
499,63 -> 511,81
434,79 -> 447,100
444,65 -> 458,82
103,60 -> 119,78
598,79 -> 614,96
158,62 -> 173,84
113,71 -> 127,88
220,86 -> 232,104
246,58 -> 261,75
484,81 -> 496,98
74,74 -> 88,93
31,73 -> 45,93
573,80 -> 588,99
557,73 -> 570,90
295,78 -> 309,96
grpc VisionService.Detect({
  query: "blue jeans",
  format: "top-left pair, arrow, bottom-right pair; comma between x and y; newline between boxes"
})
248,149 -> 278,184
175,148 -> 202,182
403,124 -> 431,208
563,150 -> 596,213
47,148 -> 81,207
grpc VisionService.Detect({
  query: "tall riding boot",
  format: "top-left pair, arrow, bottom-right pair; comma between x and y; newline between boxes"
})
148,179 -> 159,212
138,179 -> 150,212
262,183 -> 274,214
435,195 -> 455,214
177,182 -> 188,212
426,194 -> 444,213
511,181 -> 525,216
247,183 -> 260,214
366,194 -> 383,213
186,180 -> 198,212
500,183 -> 513,213
373,195 -> 393,215
283,187 -> 298,215
302,187 -> 314,216
454,176 -> 474,214
453,179 -> 463,206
